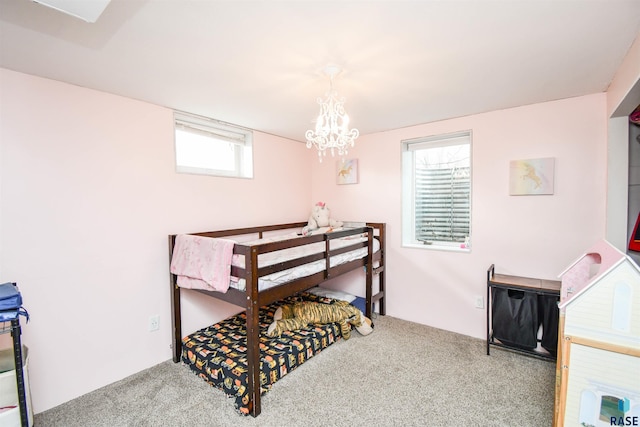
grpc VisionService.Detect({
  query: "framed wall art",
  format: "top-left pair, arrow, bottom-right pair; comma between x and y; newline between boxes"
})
509,157 -> 555,195
337,158 -> 358,185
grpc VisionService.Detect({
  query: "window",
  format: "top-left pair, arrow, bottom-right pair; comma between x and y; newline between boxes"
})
599,395 -> 624,423
402,131 -> 471,250
174,111 -> 253,178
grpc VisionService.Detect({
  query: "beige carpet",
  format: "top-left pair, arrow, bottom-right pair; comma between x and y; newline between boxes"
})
35,315 -> 556,426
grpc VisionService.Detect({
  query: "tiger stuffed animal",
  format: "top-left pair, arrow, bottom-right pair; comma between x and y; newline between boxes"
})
266,300 -> 373,339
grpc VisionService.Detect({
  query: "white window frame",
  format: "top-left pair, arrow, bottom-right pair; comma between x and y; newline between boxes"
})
401,130 -> 472,252
174,111 -> 253,179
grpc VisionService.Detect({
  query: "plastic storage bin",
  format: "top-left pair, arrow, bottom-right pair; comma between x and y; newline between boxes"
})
0,345 -> 32,427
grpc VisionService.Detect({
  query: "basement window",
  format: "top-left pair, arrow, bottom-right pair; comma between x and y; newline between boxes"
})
401,131 -> 472,251
174,111 -> 253,179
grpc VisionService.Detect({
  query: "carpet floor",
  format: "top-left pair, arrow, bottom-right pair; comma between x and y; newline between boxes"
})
34,315 -> 556,426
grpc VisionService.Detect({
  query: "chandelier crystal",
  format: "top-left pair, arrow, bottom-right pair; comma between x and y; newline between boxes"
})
305,66 -> 359,162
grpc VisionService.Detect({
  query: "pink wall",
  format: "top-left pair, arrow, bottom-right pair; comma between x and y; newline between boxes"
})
0,68 -> 312,413
311,94 -> 608,339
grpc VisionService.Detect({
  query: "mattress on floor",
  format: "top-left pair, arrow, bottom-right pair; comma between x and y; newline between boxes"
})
181,292 -> 345,415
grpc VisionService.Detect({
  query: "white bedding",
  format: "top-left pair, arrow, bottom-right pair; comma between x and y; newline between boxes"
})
229,232 -> 380,292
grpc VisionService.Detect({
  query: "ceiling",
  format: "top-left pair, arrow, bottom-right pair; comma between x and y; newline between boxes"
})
1,0 -> 639,143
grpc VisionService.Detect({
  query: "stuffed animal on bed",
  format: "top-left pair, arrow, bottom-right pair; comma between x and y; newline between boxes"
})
266,300 -> 373,340
301,202 -> 343,235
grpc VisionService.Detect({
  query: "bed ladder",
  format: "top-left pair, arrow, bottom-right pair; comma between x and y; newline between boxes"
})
366,222 -> 386,317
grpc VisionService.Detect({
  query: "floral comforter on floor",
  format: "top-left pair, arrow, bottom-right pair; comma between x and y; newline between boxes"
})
181,292 -> 343,415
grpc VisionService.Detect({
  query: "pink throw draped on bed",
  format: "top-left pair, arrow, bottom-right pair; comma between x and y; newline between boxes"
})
170,234 -> 235,293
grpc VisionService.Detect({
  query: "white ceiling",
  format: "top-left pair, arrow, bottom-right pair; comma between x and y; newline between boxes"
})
1,0 -> 639,142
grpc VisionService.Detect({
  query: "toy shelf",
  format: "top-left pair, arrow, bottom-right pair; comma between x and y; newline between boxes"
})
0,318 -> 29,427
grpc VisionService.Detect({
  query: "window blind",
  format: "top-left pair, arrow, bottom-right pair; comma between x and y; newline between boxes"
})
414,166 -> 470,243
174,111 -> 250,146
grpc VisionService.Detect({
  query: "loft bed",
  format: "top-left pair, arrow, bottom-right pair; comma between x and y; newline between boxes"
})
168,221 -> 386,416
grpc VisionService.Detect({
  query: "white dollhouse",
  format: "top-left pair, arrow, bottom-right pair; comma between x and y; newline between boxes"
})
554,240 -> 640,427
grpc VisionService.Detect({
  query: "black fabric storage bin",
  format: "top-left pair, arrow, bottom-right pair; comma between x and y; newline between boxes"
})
491,288 -> 538,350
538,294 -> 560,355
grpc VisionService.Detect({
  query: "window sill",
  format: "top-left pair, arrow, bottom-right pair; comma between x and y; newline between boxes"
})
402,242 -> 471,253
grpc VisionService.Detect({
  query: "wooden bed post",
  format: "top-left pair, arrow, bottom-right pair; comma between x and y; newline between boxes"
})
169,235 -> 182,363
246,246 -> 262,417
365,227 -> 373,320
378,223 -> 386,316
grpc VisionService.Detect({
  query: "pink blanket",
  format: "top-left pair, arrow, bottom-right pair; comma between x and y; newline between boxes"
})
170,234 -> 235,293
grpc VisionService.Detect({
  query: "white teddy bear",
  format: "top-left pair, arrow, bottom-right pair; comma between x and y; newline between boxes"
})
302,202 -> 343,235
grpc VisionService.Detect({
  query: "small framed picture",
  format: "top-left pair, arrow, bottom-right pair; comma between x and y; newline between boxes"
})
337,158 -> 358,185
509,157 -> 555,195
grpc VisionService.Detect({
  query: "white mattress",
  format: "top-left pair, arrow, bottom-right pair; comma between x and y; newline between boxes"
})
230,232 -> 380,292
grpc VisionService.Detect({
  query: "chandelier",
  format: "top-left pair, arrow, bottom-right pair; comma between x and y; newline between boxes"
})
305,65 -> 359,162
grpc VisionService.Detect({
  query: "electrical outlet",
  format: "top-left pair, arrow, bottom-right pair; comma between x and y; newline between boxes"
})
149,315 -> 159,332
475,296 -> 484,309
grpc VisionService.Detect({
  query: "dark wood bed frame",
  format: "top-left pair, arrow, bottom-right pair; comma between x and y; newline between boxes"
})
168,221 -> 386,417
